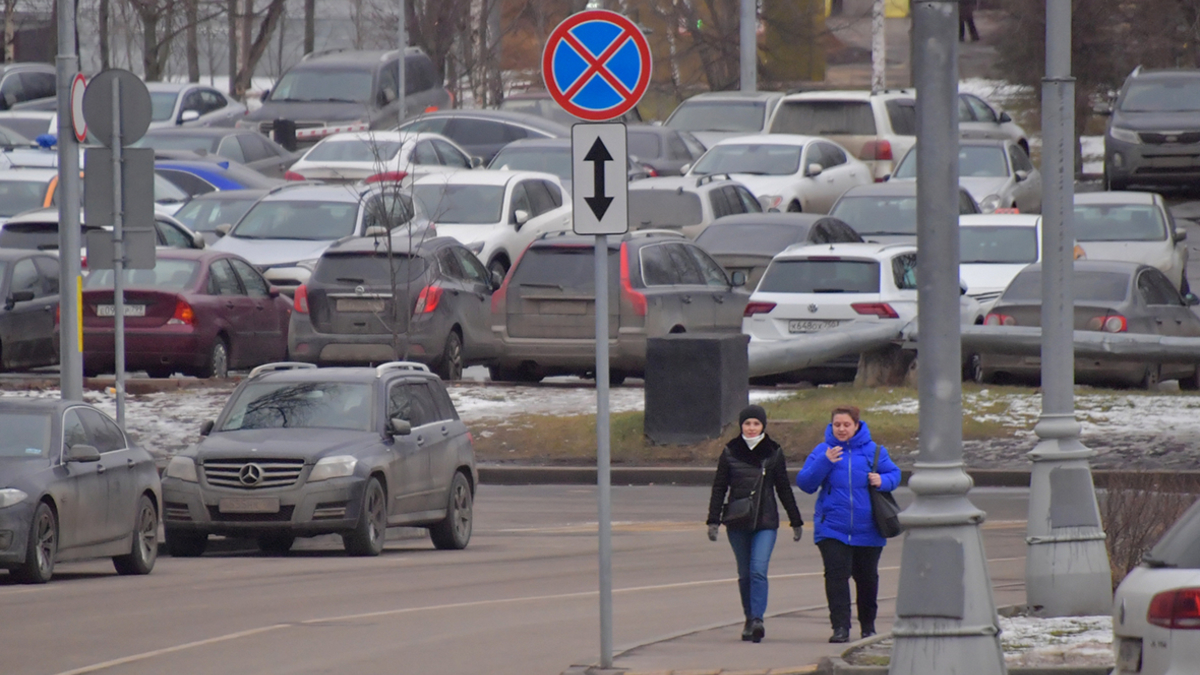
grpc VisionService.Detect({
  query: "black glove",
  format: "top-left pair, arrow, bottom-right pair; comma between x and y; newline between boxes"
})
707,524 -> 719,541
792,525 -> 804,542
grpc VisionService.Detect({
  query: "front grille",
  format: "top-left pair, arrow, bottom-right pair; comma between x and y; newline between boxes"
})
201,458 -> 306,489
207,505 -> 296,522
313,501 -> 349,520
1139,131 -> 1200,145
164,501 -> 192,521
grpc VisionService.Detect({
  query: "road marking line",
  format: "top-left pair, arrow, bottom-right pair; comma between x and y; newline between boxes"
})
50,624 -> 289,675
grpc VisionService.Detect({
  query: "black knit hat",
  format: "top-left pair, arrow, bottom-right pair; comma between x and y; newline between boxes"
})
739,404 -> 767,429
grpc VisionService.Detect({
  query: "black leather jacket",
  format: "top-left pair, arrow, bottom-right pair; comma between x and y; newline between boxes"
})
707,435 -> 804,530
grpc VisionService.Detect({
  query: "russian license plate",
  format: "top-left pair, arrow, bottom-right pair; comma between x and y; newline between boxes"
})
218,498 -> 281,514
1117,638 -> 1142,672
337,299 -> 385,312
539,300 -> 588,314
97,304 -> 146,317
788,319 -> 838,333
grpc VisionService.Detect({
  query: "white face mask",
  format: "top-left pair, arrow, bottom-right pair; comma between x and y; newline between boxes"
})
743,433 -> 764,449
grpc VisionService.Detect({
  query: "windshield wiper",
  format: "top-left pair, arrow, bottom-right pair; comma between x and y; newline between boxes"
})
316,98 -> 361,104
336,277 -> 365,283
1142,555 -> 1176,568
520,282 -> 564,290
812,288 -> 850,293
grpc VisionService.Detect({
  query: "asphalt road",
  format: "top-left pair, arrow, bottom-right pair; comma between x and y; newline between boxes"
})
1,485 -> 1032,675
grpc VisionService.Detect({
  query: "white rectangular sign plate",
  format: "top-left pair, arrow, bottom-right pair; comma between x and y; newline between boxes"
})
572,123 -> 629,235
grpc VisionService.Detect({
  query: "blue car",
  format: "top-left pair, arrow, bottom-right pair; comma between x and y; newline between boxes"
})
156,158 -> 284,199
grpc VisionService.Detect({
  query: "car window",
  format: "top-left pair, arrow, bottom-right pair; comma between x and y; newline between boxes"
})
709,188 -> 733,219
236,200 -> 361,239
809,223 -> 830,244
405,55 -> 438,94
1149,269 -> 1184,306
758,259 -> 882,293
0,410 -> 50,458
628,189 -> 703,228
957,96 -> 974,121
1004,270 -> 1130,302
86,260 -> 200,291
388,382 -> 436,427
666,134 -> 691,161
960,226 -> 1038,263
33,256 -> 58,294
362,193 -> 415,231
692,143 -> 802,176
453,247 -> 490,285
639,243 -> 677,286
666,243 -> 705,285
412,141 -> 440,165
680,132 -> 706,159
964,95 -> 997,123
62,409 -> 88,452
380,60 -> 400,103
173,196 -> 259,234
820,142 -> 847,167
436,247 -> 463,279
157,220 -> 194,248
216,136 -> 247,163
207,258 -> 244,295
158,169 -> 216,196
510,181 -> 532,221
412,184 -> 504,224
885,99 -> 917,135
79,408 -> 126,453
959,189 -> 981,214
1143,499 -> 1200,568
400,118 -> 447,134
525,180 -> 557,216
0,179 -> 51,217
688,245 -> 729,287
237,134 -> 272,162
541,180 -> 563,208
0,74 -> 26,108
769,100 -> 877,135
628,131 -> 662,159
427,383 -> 459,421
892,253 -> 918,290
447,119 -> 511,146
20,72 -> 56,100
432,139 -> 471,168
1008,144 -> 1034,173
10,257 -> 41,297
1074,204 -> 1167,242
201,90 -> 227,113
230,258 -> 270,296
1137,271 -> 1171,305
732,186 -> 762,213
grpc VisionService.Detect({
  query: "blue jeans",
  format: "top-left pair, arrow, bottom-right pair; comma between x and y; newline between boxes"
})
727,528 -> 777,620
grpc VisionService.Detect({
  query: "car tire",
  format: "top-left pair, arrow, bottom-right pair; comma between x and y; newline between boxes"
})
971,354 -> 992,384
435,330 -> 464,381
1181,366 -> 1200,391
12,502 -> 57,584
145,367 -> 173,379
197,338 -> 229,379
343,477 -> 386,557
113,494 -> 159,575
488,364 -> 542,383
165,528 -> 208,557
1141,364 -> 1161,390
609,370 -> 627,386
429,472 -> 473,550
488,258 -> 509,283
1181,273 -> 1192,298
786,200 -> 802,212
257,535 -> 296,554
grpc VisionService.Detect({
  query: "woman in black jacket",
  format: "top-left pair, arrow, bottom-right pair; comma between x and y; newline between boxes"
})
707,405 -> 805,643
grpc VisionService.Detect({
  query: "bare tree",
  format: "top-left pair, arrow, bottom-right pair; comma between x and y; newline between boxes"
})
231,0 -> 284,98
185,0 -> 200,81
98,0 -> 110,69
303,0 -> 314,54
4,0 -> 19,63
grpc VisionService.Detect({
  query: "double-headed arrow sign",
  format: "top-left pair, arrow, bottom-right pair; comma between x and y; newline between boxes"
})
572,123 -> 628,235
584,137 -> 613,220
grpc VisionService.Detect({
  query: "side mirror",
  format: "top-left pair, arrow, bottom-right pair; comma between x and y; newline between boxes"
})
1014,169 -> 1029,182
65,444 -> 101,463
512,209 -> 530,227
191,232 -> 206,249
364,225 -> 389,237
214,223 -> 232,237
199,419 -> 214,436
389,418 -> 412,436
680,162 -> 692,174
179,110 -> 201,124
959,280 -> 969,296
267,287 -> 281,299
380,87 -> 397,105
1098,106 -> 1113,117
998,111 -> 1012,123
1186,293 -> 1200,307
261,87 -> 271,101
490,269 -> 505,289
730,270 -> 747,287
807,163 -> 823,177
1174,230 -> 1188,243
5,290 -> 34,309
470,156 -> 483,169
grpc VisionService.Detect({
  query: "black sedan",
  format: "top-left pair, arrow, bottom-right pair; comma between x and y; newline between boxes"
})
396,110 -> 570,163
694,213 -> 862,289
134,127 -> 298,178
0,398 -> 162,583
0,248 -> 60,372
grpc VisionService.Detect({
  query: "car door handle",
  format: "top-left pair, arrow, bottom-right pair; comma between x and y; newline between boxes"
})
96,464 -> 106,474
225,301 -> 235,309
682,295 -> 692,304
441,426 -> 449,436
127,458 -> 136,468
713,294 -> 725,303
416,435 -> 424,446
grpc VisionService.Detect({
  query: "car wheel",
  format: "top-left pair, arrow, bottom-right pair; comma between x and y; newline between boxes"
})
257,535 -> 296,554
12,502 -> 56,584
430,472 -> 473,550
435,330 -> 464,381
343,477 -> 386,557
1141,364 -> 1161,390
165,528 -> 208,557
786,200 -> 802,212
145,367 -> 173,379
488,258 -> 509,283
198,338 -> 229,379
1181,366 -> 1200,391
971,354 -> 992,384
1181,274 -> 1192,298
609,370 -> 627,386
1104,169 -> 1127,191
113,494 -> 159,575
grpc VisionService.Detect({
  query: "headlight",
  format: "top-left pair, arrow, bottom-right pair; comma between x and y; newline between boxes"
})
164,456 -> 198,482
758,195 -> 783,210
980,194 -> 1002,213
465,241 -> 485,254
308,456 -> 357,482
296,258 -> 320,272
0,488 -> 28,508
1109,126 -> 1140,144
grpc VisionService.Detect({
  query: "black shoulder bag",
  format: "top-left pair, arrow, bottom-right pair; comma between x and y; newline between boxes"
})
870,444 -> 903,538
721,462 -> 766,529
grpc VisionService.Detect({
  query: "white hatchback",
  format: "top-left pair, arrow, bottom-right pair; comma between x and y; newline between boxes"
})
959,213 -> 1042,313
286,131 -> 475,183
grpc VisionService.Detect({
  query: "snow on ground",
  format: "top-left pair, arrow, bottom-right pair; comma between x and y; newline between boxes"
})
959,78 -> 1035,107
1000,615 -> 1113,668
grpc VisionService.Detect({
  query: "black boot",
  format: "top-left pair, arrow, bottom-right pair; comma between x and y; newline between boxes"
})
861,625 -> 876,639
742,618 -> 753,641
750,618 -> 765,643
829,627 -> 850,643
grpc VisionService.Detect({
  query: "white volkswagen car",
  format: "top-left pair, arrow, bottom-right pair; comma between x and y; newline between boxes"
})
890,138 -> 1042,214
959,213 -> 1042,313
685,134 -> 871,214
285,131 -> 476,183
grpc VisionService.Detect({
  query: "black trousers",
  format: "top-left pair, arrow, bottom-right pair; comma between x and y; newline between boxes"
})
817,538 -> 883,632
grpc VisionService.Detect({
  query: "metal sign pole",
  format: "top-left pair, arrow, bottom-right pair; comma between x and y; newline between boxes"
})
739,0 -> 755,92
111,78 -> 126,429
56,0 -> 83,401
595,234 -> 613,668
397,0 -> 406,124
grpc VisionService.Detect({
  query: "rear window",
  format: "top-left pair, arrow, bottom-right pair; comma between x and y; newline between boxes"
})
233,200 -> 359,240
769,101 -> 876,136
757,259 -> 881,293
961,226 -> 1038,264
1073,204 -> 1166,242
666,101 -> 767,133
313,252 -> 427,285
488,146 -> 571,182
511,246 -> 618,292
86,260 -> 200,290
628,190 -> 703,228
412,184 -> 504,224
303,139 -> 404,163
0,179 -> 48,217
1003,270 -> 1130,302
0,221 -> 57,249
885,99 -> 917,135
0,411 -> 50,457
628,132 -> 662,159
695,223 -> 809,256
1143,499 -> 1200,569
829,196 -> 917,236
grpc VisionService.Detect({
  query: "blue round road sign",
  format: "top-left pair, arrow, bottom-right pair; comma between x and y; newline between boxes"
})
542,10 -> 652,122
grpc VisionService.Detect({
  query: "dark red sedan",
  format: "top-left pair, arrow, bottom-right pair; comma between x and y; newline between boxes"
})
82,249 -> 292,378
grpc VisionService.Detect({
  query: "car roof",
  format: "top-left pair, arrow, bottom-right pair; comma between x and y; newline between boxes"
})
323,234 -> 457,255
629,175 -> 737,192
839,182 -> 922,198
1074,191 -> 1158,205
1020,260 -> 1144,275
775,241 -> 915,259
0,397 -> 74,414
0,63 -> 55,74
299,49 -> 415,66
0,247 -> 57,261
402,109 -> 570,135
186,188 -> 271,202
0,166 -> 56,181
531,230 -> 685,250
258,183 -> 367,203
311,130 -> 430,145
4,206 -> 187,226
780,89 -> 914,101
493,138 -> 570,151
1127,68 -> 1200,81
140,247 -> 228,262
711,133 -> 820,146
681,91 -> 784,102
957,138 -> 1013,148
0,111 -> 55,120
412,169 -> 545,186
705,212 -> 842,228
142,127 -> 241,138
144,82 -> 206,93
959,214 -> 1042,227
247,363 -> 437,384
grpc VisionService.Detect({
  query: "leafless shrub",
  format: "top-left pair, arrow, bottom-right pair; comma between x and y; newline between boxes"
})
1101,471 -> 1200,590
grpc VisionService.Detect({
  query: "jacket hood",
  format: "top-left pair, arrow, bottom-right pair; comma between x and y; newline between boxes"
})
824,420 -> 874,450
192,428 -> 375,460
245,100 -> 377,124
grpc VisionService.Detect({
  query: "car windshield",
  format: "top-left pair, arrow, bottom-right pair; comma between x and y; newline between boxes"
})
1003,270 -> 1130,302
1143,499 -> 1200,568
220,382 -> 373,431
0,117 -> 49,139
1074,204 -> 1166,242
628,190 -> 703,228
0,179 -> 48,216
758,259 -> 881,293
233,200 -> 359,240
489,147 -> 571,181
0,411 -> 51,458
666,101 -> 766,133
304,139 -> 404,163
149,91 -> 180,121
695,223 -> 810,256
512,247 -> 619,292
829,196 -> 917,236
691,144 -> 801,176
85,259 -> 200,290
173,196 -> 260,232
1120,80 -> 1200,112
412,184 -> 504,224
960,226 -> 1038,263
271,67 -> 375,104
769,101 -> 877,135
314,252 -> 428,284
134,134 -> 220,153
894,145 -> 1009,179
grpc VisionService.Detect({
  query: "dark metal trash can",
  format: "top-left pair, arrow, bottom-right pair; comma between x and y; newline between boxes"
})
644,333 -> 749,445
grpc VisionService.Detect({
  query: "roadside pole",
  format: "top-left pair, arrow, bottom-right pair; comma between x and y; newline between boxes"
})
739,0 -> 755,92
594,232 -> 613,665
110,79 -> 127,427
888,3 -> 1005,674
56,0 -> 83,401
871,0 -> 886,94
397,0 -> 406,124
1027,0 -> 1112,616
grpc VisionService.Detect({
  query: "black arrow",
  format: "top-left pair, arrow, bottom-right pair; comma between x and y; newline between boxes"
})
584,137 -> 613,220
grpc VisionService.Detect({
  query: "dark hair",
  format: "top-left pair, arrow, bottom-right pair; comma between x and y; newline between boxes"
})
831,406 -> 861,424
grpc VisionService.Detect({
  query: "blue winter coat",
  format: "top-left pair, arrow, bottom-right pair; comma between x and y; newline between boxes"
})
796,422 -> 901,548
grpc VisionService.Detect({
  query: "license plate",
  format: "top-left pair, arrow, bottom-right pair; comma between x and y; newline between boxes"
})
218,498 -> 281,514
337,299 -> 385,312
1150,156 -> 1196,168
539,300 -> 588,315
788,319 -> 839,333
1117,638 -> 1142,672
97,304 -> 146,317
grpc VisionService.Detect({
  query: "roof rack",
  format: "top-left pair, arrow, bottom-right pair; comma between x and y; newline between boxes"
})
374,361 -> 431,378
694,173 -> 731,187
266,180 -> 324,196
248,362 -> 318,378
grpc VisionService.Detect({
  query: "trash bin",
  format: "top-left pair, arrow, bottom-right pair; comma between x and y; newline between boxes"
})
644,333 -> 749,445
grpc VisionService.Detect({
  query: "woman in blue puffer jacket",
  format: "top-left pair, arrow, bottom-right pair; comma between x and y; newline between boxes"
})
796,405 -> 901,644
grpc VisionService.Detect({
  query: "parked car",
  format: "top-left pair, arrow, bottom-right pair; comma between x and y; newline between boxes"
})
626,125 -> 706,176
81,249 -> 292,378
664,90 -> 786,148
155,157 -> 285,199
489,230 -> 747,383
1112,496 -> 1200,675
694,213 -> 862,289
134,127 -> 297,178
0,123 -> 32,147
0,208 -> 205,255
827,181 -> 981,244
499,90 -> 643,126
628,175 -> 762,239
285,131 -> 474,183
487,137 -> 649,195
396,109 -> 570,163
0,63 -> 56,111
958,213 -> 1042,313
161,361 -> 478,556
0,111 -> 55,140
23,166 -> 195,215
958,91 -> 1030,153
0,248 -> 59,372
0,167 -> 56,222
240,48 -> 452,146
976,260 -> 1200,388
290,235 -> 498,380
889,138 -> 1043,214
1103,67 -> 1200,191
1074,191 -> 1189,293
146,82 -> 247,129
410,169 -> 570,279
171,188 -> 269,245
687,134 -> 871,214
0,398 -> 161,583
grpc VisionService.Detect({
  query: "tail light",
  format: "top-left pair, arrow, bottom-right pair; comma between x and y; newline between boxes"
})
365,171 -> 409,184
643,165 -> 658,177
1148,587 -> 1200,629
294,285 -> 309,314
744,301 -> 777,316
55,305 -> 60,326
284,170 -> 306,181
466,431 -> 474,445
1085,313 -> 1127,333
984,313 -> 1016,326
852,302 -> 900,319
619,242 -> 647,316
167,297 -> 195,326
414,286 -> 443,314
80,254 -> 87,269
861,140 -> 893,161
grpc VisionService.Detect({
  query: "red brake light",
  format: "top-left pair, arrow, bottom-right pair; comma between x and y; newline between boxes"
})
852,302 -> 899,319
1148,588 -> 1200,629
744,301 -> 776,317
294,285 -> 309,314
414,286 -> 443,314
365,171 -> 409,184
861,140 -> 893,161
643,165 -> 658,177
55,305 -> 60,326
284,170 -> 306,181
984,313 -> 1016,326
168,297 -> 195,325
619,242 -> 647,317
